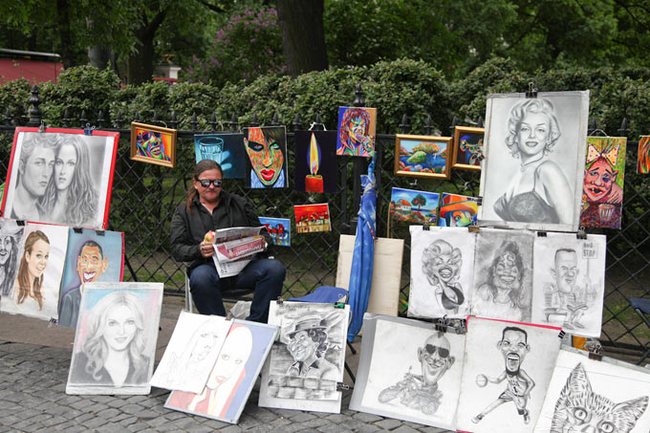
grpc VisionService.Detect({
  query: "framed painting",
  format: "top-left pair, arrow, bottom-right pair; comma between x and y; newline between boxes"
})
259,217 -> 291,246
336,106 -> 377,157
294,203 -> 331,233
638,135 -> 650,174
130,122 -> 176,168
242,126 -> 288,189
194,133 -> 247,179
478,91 -> 590,232
294,130 -> 338,193
0,218 -> 25,298
452,125 -> 484,171
394,134 -> 452,179
1,128 -> 119,229
437,192 -> 479,227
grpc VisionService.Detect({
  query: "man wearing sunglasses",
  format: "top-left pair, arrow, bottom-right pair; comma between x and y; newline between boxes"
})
170,159 -> 285,323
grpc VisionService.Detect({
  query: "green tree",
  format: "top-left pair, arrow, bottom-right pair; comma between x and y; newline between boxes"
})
412,194 -> 426,210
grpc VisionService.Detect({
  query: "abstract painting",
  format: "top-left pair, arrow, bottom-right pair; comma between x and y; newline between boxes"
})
243,126 -> 288,189
259,217 -> 291,246
165,319 -> 278,424
350,314 -> 466,430
0,218 -> 24,297
452,125 -> 484,171
531,232 -> 606,338
66,282 -> 163,395
394,134 -> 452,179
294,204 -> 331,233
638,135 -> 650,174
389,187 -> 440,235
1,128 -> 119,229
580,136 -> 627,229
478,91 -> 590,232
456,317 -> 562,433
130,122 -> 176,168
259,301 -> 350,413
336,106 -> 377,157
294,130 -> 337,193
58,228 -> 124,328
408,226 -> 476,319
194,133 -> 247,179
437,193 -> 479,227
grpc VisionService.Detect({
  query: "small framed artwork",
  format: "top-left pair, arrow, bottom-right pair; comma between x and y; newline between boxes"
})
394,134 -> 452,179
294,204 -> 331,233
130,122 -> 177,168
452,126 -> 484,171
259,217 -> 291,246
336,106 -> 377,157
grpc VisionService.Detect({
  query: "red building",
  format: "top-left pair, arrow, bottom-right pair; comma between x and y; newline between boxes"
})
0,49 -> 63,84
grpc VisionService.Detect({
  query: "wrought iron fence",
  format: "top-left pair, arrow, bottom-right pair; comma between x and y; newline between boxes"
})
0,87 -> 648,357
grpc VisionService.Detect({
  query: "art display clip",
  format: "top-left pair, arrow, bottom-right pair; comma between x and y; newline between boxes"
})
334,302 -> 346,309
434,316 -> 467,334
83,123 -> 95,136
577,228 -> 588,239
73,227 -> 83,234
585,338 -> 603,361
38,119 -> 46,133
558,330 -> 566,339
537,231 -> 548,237
276,297 -> 284,305
525,82 -> 538,98
336,382 -> 351,391
467,225 -> 480,233
95,230 -> 105,236
423,221 -> 430,231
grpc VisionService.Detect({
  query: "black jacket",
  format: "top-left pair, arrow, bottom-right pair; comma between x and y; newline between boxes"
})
170,191 -> 273,274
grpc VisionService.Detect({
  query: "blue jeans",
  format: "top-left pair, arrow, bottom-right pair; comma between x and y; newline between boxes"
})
189,258 -> 285,323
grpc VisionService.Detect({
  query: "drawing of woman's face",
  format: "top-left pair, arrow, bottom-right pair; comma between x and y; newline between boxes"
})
430,251 -> 460,284
103,305 -> 137,352
517,111 -> 550,158
192,329 -> 219,362
55,143 -> 77,191
245,132 -> 284,186
494,251 -> 521,289
584,159 -> 617,202
206,327 -> 252,388
0,235 -> 13,266
25,239 -> 49,280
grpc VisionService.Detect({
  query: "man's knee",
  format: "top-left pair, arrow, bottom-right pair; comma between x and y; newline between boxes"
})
265,259 -> 286,281
189,265 -> 218,292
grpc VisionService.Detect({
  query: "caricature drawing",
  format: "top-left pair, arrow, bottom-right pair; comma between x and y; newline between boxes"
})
543,248 -> 588,330
284,314 -> 340,381
422,240 -> 464,314
0,223 -> 23,297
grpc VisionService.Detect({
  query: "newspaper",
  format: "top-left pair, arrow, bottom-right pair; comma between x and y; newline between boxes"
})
210,226 -> 265,277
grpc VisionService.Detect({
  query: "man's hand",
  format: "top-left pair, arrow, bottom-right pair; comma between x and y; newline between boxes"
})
200,231 -> 215,258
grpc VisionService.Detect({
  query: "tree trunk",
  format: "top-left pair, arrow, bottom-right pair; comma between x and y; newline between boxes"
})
56,0 -> 75,68
127,10 -> 167,85
276,0 -> 328,76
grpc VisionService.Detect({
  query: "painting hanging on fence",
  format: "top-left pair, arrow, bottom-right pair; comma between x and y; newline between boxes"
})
336,106 -> 377,157
259,217 -> 291,246
165,319 -> 278,424
294,204 -> 331,233
194,133 -> 247,179
394,134 -> 452,179
534,348 -> 650,433
350,314 -> 466,430
452,125 -> 484,170
478,91 -> 590,232
580,136 -> 627,229
0,218 -> 24,298
58,228 -> 125,328
471,228 -> 535,322
259,301 -> 350,413
389,187 -> 440,235
66,282 -> 163,395
242,126 -> 288,189
1,128 -> 119,229
408,226 -> 476,319
0,222 -> 69,322
294,130 -> 338,193
638,135 -> 650,174
437,193 -> 479,227
130,122 -> 177,168
456,317 -> 562,433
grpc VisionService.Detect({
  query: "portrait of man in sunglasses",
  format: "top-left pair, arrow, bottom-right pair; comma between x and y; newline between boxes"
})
378,332 -> 455,415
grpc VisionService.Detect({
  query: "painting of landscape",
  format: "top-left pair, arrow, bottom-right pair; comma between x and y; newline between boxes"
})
394,134 -> 452,179
389,187 -> 440,237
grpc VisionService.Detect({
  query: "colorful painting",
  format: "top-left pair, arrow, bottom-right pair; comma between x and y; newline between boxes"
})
638,136 -> 650,174
452,126 -> 484,170
243,126 -> 288,189
194,133 -> 246,179
336,106 -> 377,157
130,122 -> 176,168
389,187 -> 440,226
294,130 -> 337,193
259,217 -> 291,246
580,136 -> 627,229
438,193 -> 479,227
294,204 -> 331,233
394,134 -> 452,179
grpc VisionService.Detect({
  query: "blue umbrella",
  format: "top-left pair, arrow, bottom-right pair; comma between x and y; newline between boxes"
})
347,153 -> 377,342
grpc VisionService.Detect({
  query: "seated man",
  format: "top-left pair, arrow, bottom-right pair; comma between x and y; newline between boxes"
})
170,160 -> 285,323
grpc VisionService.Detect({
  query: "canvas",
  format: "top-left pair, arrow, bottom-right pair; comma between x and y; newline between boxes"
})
0,218 -> 25,298
408,226 -> 476,320
437,193 -> 479,227
294,204 -> 331,233
151,311 -> 232,393
1,222 -> 68,321
66,282 -> 163,395
638,135 -> 650,174
533,348 -> 650,433
580,136 -> 627,229
394,134 -> 452,179
165,320 -> 278,424
531,233 -> 606,338
58,228 -> 124,328
1,128 -> 119,229
194,133 -> 247,179
452,126 -> 484,170
242,126 -> 288,189
389,187 -> 440,237
336,106 -> 377,157
456,317 -> 562,433
471,228 -> 534,322
130,122 -> 176,168
259,217 -> 291,246
294,130 -> 337,193
478,91 -> 590,232
259,301 -> 350,413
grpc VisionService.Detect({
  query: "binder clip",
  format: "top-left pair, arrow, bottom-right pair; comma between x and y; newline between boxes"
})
73,227 -> 83,234
468,225 -> 480,233
334,302 -> 345,309
276,297 -> 284,305
455,319 -> 468,335
434,316 -> 451,332
585,339 -> 603,361
95,230 -> 105,237
558,330 -> 566,339
525,82 -> 538,99
38,120 -> 46,133
16,220 -> 26,226
476,196 -> 483,206
423,221 -> 430,231
48,318 -> 57,328
577,228 -> 588,240
537,231 -> 547,237
336,382 -> 351,391
84,123 -> 95,136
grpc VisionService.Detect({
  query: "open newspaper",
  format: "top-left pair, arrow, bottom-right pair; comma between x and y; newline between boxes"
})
211,226 -> 266,278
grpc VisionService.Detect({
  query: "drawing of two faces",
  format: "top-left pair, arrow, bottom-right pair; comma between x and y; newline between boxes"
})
244,127 -> 286,188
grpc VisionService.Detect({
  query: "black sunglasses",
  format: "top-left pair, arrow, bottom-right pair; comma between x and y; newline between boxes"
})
197,179 -> 223,188
425,344 -> 450,358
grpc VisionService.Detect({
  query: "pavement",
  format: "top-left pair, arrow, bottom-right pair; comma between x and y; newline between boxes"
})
0,296 -> 451,433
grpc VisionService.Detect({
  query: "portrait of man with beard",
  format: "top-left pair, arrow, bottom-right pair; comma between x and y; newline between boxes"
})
0,224 -> 24,297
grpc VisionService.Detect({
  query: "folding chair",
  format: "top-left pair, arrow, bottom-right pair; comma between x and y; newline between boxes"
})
629,298 -> 650,366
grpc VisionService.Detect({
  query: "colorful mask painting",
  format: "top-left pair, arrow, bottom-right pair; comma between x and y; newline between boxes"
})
294,204 -> 331,233
452,126 -> 484,170
580,136 -> 627,229
259,217 -> 291,246
336,107 -> 377,157
243,126 -> 288,189
438,193 -> 479,227
637,135 -> 650,174
194,133 -> 247,179
294,130 -> 337,193
395,134 -> 452,179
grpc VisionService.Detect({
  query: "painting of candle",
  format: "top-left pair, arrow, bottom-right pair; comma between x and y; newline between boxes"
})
638,135 -> 650,174
259,217 -> 291,246
294,203 -> 331,233
294,130 -> 337,193
194,133 -> 247,179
